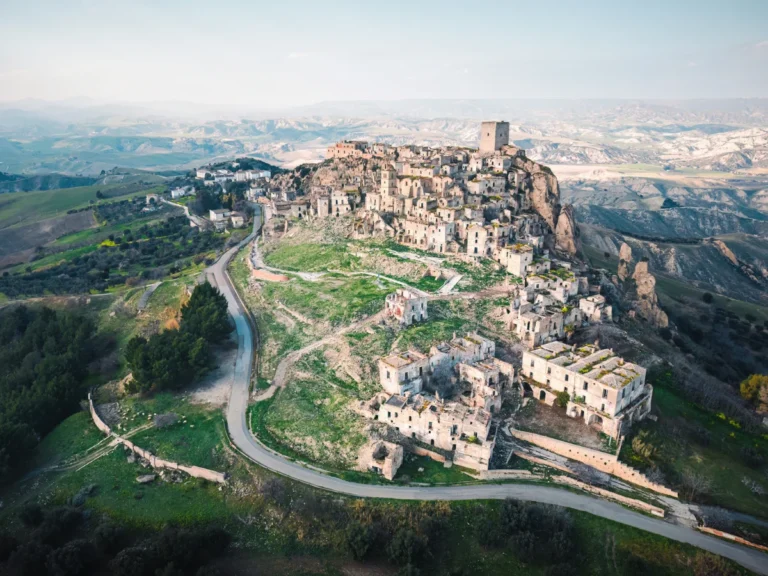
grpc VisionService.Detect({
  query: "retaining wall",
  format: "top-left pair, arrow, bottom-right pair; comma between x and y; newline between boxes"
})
511,429 -> 678,497
408,445 -> 446,463
479,469 -> 541,480
553,475 -> 665,518
88,393 -> 227,484
697,527 -> 768,553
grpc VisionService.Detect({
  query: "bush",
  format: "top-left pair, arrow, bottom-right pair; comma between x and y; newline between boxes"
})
345,522 -> 376,561
46,539 -> 95,576
702,292 -> 714,304
387,529 -> 427,566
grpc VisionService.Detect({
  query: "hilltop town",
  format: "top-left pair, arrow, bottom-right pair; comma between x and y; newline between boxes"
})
206,120 -> 673,486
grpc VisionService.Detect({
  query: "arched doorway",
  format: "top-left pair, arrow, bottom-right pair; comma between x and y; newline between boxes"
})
539,390 -> 546,401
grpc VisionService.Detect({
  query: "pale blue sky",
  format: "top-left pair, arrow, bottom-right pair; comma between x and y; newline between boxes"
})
1,0 -> 766,107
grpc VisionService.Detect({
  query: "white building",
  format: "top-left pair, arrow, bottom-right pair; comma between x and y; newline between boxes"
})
521,342 -> 652,439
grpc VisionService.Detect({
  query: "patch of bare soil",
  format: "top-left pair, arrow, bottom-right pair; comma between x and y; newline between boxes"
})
513,400 -> 608,452
187,333 -> 239,407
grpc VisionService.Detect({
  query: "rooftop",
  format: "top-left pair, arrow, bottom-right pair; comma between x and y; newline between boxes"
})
380,350 -> 427,369
529,343 -> 645,389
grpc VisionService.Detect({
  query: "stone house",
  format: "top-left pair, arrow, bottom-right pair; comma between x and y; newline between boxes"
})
521,342 -> 652,440
327,141 -> 366,159
378,394 -> 495,471
378,350 -> 430,395
458,361 -> 504,413
330,191 -> 353,216
359,440 -> 403,481
497,243 -> 533,277
467,223 -> 488,257
209,209 -> 231,222
580,294 -> 612,323
384,288 -> 428,326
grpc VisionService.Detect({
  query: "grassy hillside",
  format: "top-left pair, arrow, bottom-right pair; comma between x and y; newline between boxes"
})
0,182 -> 164,230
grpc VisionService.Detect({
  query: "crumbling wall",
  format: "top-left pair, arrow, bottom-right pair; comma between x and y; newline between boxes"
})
510,428 -> 678,497
88,394 -> 228,484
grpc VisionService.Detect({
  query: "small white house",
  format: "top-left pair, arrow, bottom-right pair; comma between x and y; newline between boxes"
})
209,209 -> 231,222
170,188 -> 188,199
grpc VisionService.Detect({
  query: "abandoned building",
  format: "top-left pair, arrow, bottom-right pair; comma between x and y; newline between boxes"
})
521,342 -> 652,440
384,288 -> 428,326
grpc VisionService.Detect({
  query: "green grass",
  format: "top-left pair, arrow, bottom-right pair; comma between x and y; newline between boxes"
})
263,242 -> 360,272
128,408 -> 226,470
259,350 -> 373,468
50,212 -> 173,248
260,273 -> 395,326
32,410 -> 107,468
655,275 -> 768,323
0,183 -> 166,230
621,374 -> 768,518
10,244 -> 99,273
395,455 -> 475,484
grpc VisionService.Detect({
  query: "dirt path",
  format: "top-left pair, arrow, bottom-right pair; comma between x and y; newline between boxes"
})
137,282 -> 161,311
252,310 -> 385,401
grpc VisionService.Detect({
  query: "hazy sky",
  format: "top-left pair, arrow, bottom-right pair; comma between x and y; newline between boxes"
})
1,0 -> 767,107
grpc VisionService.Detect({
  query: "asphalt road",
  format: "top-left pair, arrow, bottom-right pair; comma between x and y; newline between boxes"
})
208,211 -> 768,575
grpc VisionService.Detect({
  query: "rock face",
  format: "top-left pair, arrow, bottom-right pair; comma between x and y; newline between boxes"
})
514,156 -> 579,255
618,242 -> 632,281
631,261 -> 669,328
555,204 -> 580,255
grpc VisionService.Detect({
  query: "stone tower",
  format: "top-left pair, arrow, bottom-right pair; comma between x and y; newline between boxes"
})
479,121 -> 510,153
381,166 -> 397,196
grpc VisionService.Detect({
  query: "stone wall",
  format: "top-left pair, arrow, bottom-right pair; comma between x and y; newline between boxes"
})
510,429 -> 678,497
88,394 -> 228,485
697,527 -> 768,553
409,445 -> 446,463
553,475 -> 665,518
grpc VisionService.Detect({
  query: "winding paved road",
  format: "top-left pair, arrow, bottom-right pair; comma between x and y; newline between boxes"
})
208,209 -> 768,575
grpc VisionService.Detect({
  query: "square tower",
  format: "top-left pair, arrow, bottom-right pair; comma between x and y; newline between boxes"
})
479,121 -> 510,153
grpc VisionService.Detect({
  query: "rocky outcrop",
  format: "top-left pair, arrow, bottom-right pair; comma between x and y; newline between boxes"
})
631,261 -> 668,328
514,156 -> 579,255
555,204 -> 580,255
618,242 -> 632,281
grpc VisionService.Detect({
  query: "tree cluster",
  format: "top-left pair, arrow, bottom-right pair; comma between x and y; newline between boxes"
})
0,216 -> 224,298
125,282 -> 231,394
740,374 -> 768,413
0,503 -> 229,576
0,306 -> 101,482
93,197 -> 168,224
485,499 -> 576,571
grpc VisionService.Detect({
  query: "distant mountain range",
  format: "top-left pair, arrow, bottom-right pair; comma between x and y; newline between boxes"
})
1,99 -> 766,174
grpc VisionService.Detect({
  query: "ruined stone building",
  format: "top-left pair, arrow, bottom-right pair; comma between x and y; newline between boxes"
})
321,120 -> 579,259
384,288 -> 428,326
579,294 -> 612,323
358,440 -> 404,480
370,333 -> 511,471
378,394 -> 496,471
521,342 -> 652,439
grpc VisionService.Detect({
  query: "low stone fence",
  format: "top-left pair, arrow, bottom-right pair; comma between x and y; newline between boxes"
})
697,527 -> 768,553
510,429 -> 678,498
88,393 -> 228,485
553,475 -> 665,518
